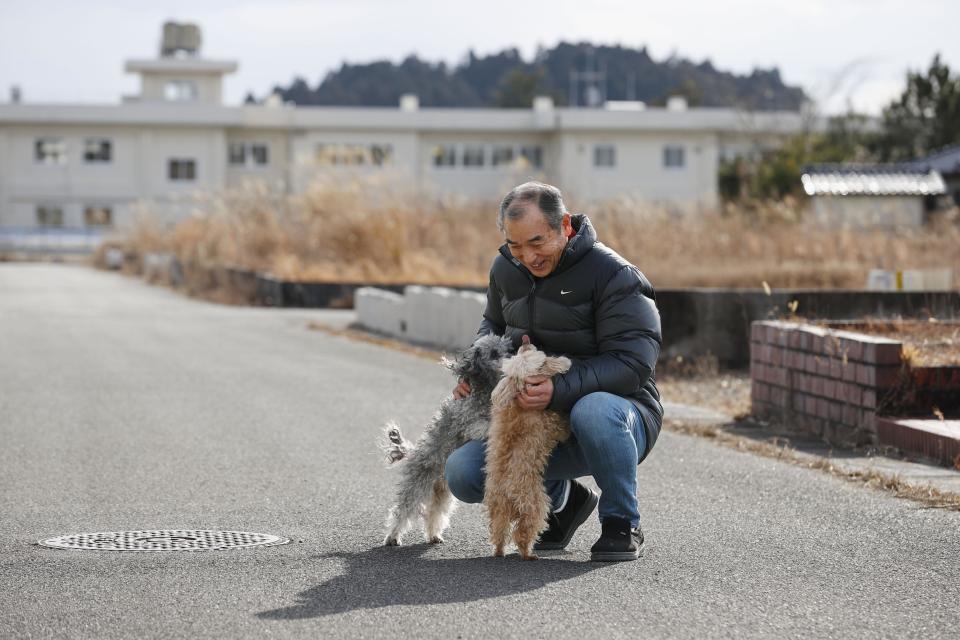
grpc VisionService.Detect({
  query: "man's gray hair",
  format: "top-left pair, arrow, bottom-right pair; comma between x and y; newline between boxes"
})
497,181 -> 568,232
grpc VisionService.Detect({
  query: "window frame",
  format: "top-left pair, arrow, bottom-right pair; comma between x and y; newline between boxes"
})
35,137 -> 67,165
168,158 -> 197,181
461,145 -> 486,168
519,145 -> 544,169
250,143 -> 269,167
36,205 -> 65,227
593,144 -> 616,169
229,141 -> 271,168
429,143 -> 545,170
83,205 -> 113,228
314,142 -> 393,167
431,144 -> 458,168
228,142 -> 247,166
663,145 -> 686,169
491,145 -> 515,167
164,80 -> 198,102
82,138 -> 112,164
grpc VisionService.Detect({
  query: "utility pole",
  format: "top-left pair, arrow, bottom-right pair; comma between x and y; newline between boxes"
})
569,46 -> 607,108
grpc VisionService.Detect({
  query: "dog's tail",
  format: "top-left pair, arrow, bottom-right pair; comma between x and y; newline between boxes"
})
380,421 -> 415,465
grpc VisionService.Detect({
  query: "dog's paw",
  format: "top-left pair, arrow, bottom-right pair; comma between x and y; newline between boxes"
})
428,535 -> 444,544
384,536 -> 401,546
380,422 -> 411,465
387,425 -> 403,445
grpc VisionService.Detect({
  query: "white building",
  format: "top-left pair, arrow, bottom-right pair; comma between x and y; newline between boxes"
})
0,26 -> 810,246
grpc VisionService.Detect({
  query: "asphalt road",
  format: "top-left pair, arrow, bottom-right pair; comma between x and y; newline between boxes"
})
1,263 -> 958,639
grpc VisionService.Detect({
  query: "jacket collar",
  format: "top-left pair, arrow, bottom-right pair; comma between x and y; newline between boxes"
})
498,213 -> 596,279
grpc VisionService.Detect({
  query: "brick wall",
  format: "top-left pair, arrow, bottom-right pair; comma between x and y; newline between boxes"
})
750,321 -> 904,445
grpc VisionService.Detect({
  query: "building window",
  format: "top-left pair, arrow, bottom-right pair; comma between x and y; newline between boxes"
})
36,206 -> 64,227
462,145 -> 485,167
229,142 -> 271,168
663,145 -> 686,168
164,80 -> 198,102
593,145 -> 616,168
250,143 -> 269,166
316,143 -> 392,166
519,145 -> 543,169
431,143 -> 544,170
491,145 -> 514,167
228,142 -> 246,166
168,159 -> 196,181
368,144 -> 392,166
83,138 -> 112,164
431,145 -> 457,168
317,144 -> 347,166
35,138 -> 67,165
83,206 -> 113,227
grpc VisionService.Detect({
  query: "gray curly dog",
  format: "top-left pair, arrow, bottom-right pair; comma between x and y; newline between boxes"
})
381,333 -> 514,546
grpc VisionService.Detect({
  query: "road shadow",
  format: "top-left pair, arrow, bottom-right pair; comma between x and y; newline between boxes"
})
257,544 -> 609,620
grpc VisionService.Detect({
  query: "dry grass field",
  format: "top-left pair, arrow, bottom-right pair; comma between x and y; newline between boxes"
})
106,176 -> 960,290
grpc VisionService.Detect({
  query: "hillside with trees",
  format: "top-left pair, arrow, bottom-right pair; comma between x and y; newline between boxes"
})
252,42 -> 807,110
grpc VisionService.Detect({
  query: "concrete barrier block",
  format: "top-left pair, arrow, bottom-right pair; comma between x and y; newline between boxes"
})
356,287 -> 405,337
386,294 -> 406,337
142,253 -> 173,282
426,287 -> 455,348
105,248 -> 124,270
413,287 -> 436,345
355,287 -> 375,329
866,268 -> 954,291
403,286 -> 433,345
454,291 -> 486,349
922,268 -> 953,291
388,286 -> 487,350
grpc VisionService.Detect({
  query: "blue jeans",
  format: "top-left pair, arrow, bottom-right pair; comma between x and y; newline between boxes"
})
444,391 -> 647,528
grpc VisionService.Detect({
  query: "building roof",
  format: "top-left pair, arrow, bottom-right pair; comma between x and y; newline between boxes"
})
911,144 -> 960,175
801,164 -> 947,197
0,102 -> 809,135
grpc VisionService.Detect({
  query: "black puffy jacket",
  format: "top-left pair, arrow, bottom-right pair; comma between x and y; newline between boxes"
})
478,214 -> 663,460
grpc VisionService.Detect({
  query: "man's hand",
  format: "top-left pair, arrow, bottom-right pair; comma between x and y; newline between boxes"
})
516,375 -> 553,411
453,379 -> 471,400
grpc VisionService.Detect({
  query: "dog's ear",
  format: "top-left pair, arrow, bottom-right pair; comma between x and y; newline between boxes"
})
451,344 -> 477,379
541,356 -> 572,377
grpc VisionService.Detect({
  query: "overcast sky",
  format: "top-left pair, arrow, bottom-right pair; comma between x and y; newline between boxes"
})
1,0 -> 957,114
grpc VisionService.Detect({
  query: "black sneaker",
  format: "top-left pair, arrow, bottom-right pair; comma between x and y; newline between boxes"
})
534,480 -> 599,551
590,517 -> 644,562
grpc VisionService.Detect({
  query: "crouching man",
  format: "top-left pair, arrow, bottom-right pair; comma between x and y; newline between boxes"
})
446,181 -> 663,562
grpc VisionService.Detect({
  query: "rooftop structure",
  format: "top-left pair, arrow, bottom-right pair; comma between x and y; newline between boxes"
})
801,164 -> 947,228
801,165 -> 947,197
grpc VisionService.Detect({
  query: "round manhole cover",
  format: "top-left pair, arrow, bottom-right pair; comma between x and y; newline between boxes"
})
38,530 -> 290,552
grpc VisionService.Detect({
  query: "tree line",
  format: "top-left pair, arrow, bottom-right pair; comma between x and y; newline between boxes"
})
252,42 -> 806,111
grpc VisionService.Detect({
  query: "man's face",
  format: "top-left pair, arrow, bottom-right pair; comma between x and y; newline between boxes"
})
503,207 -> 573,278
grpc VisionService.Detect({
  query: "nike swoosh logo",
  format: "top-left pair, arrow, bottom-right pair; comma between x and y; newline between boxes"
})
560,290 -> 572,295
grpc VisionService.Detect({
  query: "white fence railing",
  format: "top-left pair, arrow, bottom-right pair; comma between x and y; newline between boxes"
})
0,228 -> 106,254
